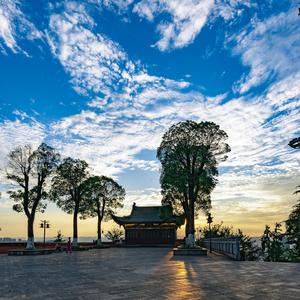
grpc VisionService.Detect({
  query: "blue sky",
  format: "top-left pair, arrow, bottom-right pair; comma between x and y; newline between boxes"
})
0,0 -> 299,237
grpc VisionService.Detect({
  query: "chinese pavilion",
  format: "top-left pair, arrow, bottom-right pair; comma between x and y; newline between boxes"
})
112,203 -> 185,245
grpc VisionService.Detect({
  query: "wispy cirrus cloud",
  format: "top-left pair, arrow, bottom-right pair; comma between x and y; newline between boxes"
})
0,0 -> 42,54
133,0 -> 214,51
132,0 -> 254,51
47,2 -> 135,97
43,2 -> 300,180
231,6 -> 300,94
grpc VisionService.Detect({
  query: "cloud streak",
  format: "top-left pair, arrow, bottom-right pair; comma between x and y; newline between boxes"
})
231,6 -> 300,93
0,0 -> 42,54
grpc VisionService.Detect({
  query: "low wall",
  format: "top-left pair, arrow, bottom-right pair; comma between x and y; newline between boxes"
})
0,242 -> 97,254
203,238 -> 240,260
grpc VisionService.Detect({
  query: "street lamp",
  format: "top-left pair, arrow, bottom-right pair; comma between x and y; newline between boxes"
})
207,213 -> 213,253
289,137 -> 300,149
40,220 -> 50,248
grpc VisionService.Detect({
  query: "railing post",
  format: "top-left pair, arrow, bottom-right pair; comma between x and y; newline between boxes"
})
235,238 -> 240,261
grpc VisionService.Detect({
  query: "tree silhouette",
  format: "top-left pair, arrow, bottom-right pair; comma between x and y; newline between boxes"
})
261,223 -> 285,262
105,228 -> 124,243
157,120 -> 230,247
80,175 -> 125,246
286,200 -> 300,257
50,157 -> 89,247
6,143 -> 60,249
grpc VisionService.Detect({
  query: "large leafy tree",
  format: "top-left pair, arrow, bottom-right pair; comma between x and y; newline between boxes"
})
80,176 -> 125,246
261,223 -> 285,262
6,143 -> 60,249
50,157 -> 89,247
286,200 -> 300,256
157,120 -> 230,247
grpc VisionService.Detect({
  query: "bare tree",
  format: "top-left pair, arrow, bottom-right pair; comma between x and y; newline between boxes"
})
7,143 -> 60,249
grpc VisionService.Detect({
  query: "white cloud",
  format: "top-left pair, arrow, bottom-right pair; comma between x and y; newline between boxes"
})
131,0 -> 255,52
0,0 -> 42,54
210,0 -> 253,23
43,3 -> 300,187
231,6 -> 300,93
47,2 -> 136,97
133,0 -> 214,51
103,0 -> 134,12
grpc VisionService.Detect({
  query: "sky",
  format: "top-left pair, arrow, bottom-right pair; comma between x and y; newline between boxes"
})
0,0 -> 299,239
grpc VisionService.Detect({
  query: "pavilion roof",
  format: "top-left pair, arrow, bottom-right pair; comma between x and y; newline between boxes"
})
112,204 -> 185,227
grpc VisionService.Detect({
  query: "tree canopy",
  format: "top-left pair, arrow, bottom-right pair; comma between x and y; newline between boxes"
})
50,158 -> 89,214
6,143 -> 60,248
81,175 -> 125,220
80,175 -> 125,244
50,157 -> 89,246
286,200 -> 300,256
157,120 -> 230,246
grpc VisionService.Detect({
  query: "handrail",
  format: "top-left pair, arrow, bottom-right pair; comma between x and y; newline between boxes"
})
203,237 -> 241,260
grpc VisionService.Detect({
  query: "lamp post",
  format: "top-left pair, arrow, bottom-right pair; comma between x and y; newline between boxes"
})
207,213 -> 213,253
289,137 -> 300,149
40,220 -> 50,248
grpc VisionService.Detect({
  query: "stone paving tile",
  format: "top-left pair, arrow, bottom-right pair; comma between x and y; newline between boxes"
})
0,248 -> 300,299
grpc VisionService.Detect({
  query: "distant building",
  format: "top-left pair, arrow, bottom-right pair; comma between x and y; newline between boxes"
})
112,203 -> 185,245
0,237 -> 17,243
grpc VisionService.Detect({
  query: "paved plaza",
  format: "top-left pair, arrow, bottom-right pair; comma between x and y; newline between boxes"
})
1,247 -> 300,299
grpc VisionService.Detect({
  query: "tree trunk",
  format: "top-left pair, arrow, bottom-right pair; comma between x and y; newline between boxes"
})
26,216 -> 35,249
97,215 -> 102,246
73,209 -> 78,247
185,202 -> 195,248
185,217 -> 189,237
190,201 -> 195,235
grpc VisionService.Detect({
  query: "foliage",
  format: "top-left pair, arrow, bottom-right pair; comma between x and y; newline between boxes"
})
157,120 -> 230,241
6,143 -> 60,247
201,222 -> 259,261
80,176 -> 125,221
50,157 -> 89,244
105,228 -> 124,243
201,222 -> 234,239
237,229 -> 260,261
54,230 -> 65,243
50,157 -> 89,214
261,223 -> 287,262
80,175 -> 125,242
285,199 -> 300,257
261,225 -> 272,261
7,143 -> 60,215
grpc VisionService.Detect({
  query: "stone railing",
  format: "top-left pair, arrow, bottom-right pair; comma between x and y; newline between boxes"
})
203,238 -> 241,260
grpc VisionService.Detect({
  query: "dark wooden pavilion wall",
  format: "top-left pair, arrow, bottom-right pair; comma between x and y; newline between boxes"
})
125,227 -> 176,245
